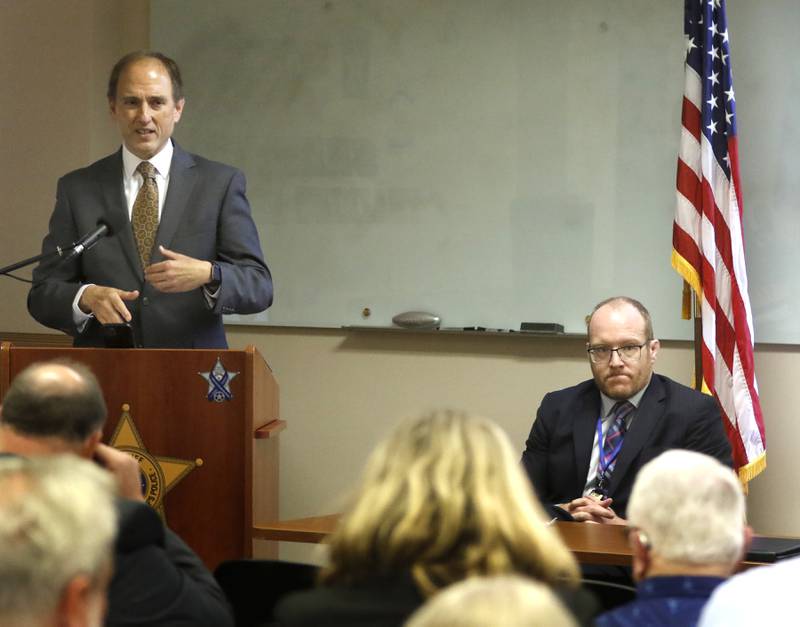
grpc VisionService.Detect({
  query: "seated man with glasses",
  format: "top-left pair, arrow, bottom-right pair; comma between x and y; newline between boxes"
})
521,296 -> 732,525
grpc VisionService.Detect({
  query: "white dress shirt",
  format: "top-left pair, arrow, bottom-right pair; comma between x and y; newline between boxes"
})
581,379 -> 650,496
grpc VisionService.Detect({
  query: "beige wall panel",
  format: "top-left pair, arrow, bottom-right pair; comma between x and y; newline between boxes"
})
0,0 -> 147,333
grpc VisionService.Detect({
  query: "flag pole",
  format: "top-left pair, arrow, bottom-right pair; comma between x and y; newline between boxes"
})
693,290 -> 703,391
681,279 -> 703,390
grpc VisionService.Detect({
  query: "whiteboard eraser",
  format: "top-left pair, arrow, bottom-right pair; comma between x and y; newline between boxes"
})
520,322 -> 564,334
392,311 -> 441,329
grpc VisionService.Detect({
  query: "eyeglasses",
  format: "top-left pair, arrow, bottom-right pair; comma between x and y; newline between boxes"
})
587,343 -> 649,364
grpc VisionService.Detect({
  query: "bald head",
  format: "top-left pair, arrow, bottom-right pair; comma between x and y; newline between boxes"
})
0,360 -> 107,443
27,362 -> 86,391
587,296 -> 654,340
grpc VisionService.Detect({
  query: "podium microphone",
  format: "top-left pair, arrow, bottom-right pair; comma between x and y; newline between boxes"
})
61,221 -> 113,264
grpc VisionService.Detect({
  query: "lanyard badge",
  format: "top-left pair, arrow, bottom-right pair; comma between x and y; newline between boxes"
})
591,414 -> 625,499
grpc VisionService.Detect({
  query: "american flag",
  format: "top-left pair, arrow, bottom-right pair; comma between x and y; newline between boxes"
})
672,0 -> 766,484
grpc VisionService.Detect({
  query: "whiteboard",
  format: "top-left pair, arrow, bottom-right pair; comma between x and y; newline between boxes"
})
151,0 -> 800,343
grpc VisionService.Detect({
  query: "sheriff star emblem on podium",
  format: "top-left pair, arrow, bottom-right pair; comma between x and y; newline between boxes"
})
110,404 -> 202,517
199,357 -> 239,402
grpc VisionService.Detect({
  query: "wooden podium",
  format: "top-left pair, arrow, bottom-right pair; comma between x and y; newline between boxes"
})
0,342 -> 285,570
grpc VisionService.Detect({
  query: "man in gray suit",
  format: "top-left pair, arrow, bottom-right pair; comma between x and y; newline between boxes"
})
28,51 -> 272,348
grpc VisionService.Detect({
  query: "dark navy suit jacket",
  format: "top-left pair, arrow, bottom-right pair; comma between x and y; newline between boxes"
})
28,143 -> 272,348
521,374 -> 733,518
110,498 -> 234,627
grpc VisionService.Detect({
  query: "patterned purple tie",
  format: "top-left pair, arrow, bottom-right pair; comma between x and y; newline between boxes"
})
598,401 -> 634,488
131,161 -> 159,268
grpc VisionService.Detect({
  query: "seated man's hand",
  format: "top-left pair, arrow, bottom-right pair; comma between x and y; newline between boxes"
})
563,496 -> 627,525
94,443 -> 145,502
145,245 -> 213,293
79,285 -> 139,324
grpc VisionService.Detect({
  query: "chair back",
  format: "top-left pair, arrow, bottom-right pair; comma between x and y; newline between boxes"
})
214,559 -> 319,627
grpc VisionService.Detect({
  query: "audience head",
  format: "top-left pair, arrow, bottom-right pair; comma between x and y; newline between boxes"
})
323,409 -> 579,594
0,455 -> 117,627
0,360 -> 106,455
405,575 -> 577,627
586,296 -> 660,400
627,449 -> 748,579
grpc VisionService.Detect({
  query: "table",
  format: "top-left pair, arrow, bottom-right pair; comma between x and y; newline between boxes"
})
253,514 -> 339,545
254,516 -> 633,565
253,515 -> 779,569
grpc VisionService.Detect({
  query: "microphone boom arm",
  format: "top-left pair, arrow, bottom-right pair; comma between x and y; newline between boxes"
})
0,221 -> 111,279
0,246 -> 65,277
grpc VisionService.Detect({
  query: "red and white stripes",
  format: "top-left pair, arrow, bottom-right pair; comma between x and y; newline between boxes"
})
672,51 -> 766,484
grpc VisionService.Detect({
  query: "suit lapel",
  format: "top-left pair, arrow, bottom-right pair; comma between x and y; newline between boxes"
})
608,375 -> 665,494
98,150 -> 142,279
573,385 -> 602,495
152,143 -> 197,259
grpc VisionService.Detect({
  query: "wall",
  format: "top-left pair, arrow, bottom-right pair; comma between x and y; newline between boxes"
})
1,2 -> 798,567
0,0 -> 148,333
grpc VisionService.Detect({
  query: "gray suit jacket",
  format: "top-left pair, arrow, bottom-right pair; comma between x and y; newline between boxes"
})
28,143 -> 272,348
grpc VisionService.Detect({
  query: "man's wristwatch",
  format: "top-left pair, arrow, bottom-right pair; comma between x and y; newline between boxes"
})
208,262 -> 222,289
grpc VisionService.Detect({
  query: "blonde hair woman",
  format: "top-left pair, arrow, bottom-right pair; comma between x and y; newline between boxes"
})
276,410 -> 594,626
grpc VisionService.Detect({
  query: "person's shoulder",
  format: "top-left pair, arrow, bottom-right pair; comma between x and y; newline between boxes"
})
274,585 -> 341,622
723,553 -> 800,589
174,144 -> 241,176
597,595 -> 699,627
542,379 -> 597,403
595,603 -> 634,627
275,572 -> 423,626
699,560 -> 800,624
114,497 -> 164,553
275,587 -> 406,627
553,584 -> 602,625
653,374 -> 716,407
59,150 -> 121,184
707,557 -> 800,610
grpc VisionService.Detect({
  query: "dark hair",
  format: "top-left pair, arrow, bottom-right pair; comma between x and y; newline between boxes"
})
587,296 -> 654,340
1,360 -> 107,442
107,50 -> 184,101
